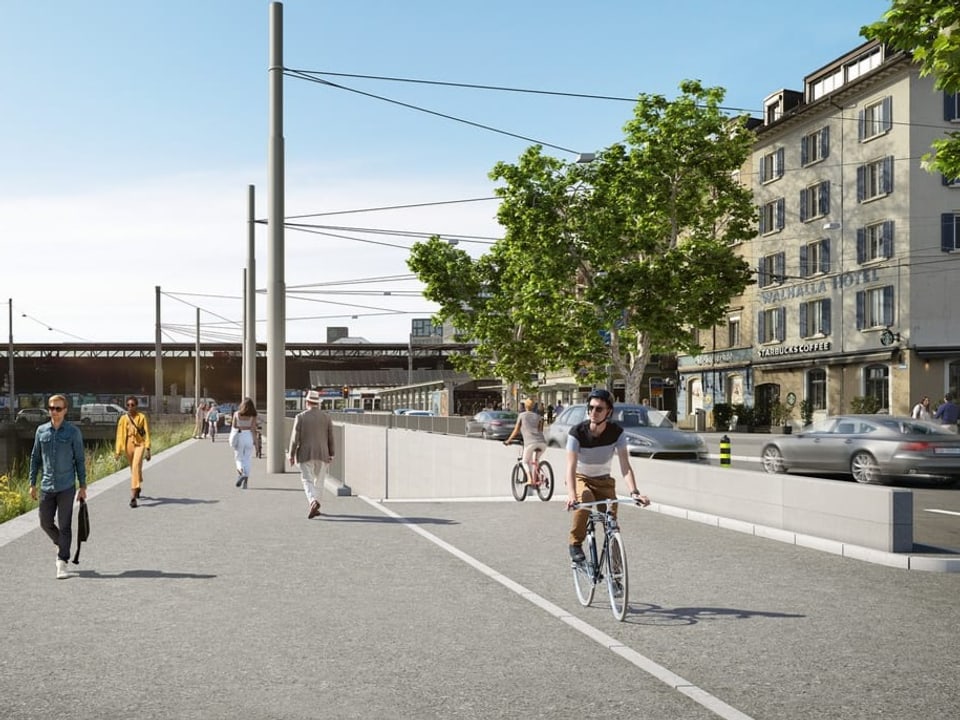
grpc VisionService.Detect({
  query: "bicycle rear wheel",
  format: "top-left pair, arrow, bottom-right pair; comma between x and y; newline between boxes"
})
572,533 -> 596,606
536,460 -> 554,501
510,463 -> 527,501
605,531 -> 629,621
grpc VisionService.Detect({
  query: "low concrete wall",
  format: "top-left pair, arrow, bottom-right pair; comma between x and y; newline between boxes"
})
328,423 -> 913,554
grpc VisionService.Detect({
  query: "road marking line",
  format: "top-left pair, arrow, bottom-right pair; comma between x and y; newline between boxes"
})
924,509 -> 960,517
360,495 -> 757,720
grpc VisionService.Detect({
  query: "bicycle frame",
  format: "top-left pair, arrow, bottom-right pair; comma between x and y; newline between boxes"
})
571,498 -> 636,621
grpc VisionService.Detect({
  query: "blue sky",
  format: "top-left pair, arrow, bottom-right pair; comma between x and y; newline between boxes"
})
1,0 -> 889,344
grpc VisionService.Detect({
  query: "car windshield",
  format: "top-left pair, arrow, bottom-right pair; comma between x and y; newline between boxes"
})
490,412 -> 517,420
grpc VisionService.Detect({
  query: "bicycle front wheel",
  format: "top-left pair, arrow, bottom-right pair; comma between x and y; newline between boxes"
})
510,463 -> 527,501
605,531 -> 629,621
536,460 -> 554,501
572,533 -> 596,607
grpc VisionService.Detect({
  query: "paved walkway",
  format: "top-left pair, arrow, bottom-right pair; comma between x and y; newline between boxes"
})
1,439 -> 959,719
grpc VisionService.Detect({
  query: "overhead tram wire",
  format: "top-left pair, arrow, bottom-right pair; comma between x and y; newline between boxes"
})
283,196 -> 498,221
284,222 -> 497,245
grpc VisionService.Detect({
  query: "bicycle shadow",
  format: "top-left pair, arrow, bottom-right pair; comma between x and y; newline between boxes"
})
625,602 -> 805,626
318,513 -> 458,525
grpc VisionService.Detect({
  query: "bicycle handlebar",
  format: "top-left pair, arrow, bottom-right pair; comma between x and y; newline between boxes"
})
572,497 -> 647,509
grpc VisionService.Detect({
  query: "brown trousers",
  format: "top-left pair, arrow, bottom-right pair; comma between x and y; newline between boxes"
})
568,474 -> 618,546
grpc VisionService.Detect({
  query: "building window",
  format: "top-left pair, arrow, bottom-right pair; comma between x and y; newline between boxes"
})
856,286 -> 894,330
800,126 -> 829,166
800,238 -> 831,277
758,148 -> 784,183
759,198 -> 785,235
942,174 -> 960,187
857,156 -> 894,202
757,307 -> 786,344
758,252 -> 785,288
411,318 -> 441,338
845,47 -> 882,83
858,97 -> 892,141
856,221 -> 894,263
811,69 -> 843,101
800,298 -> 832,338
806,368 -> 826,411
727,316 -> 741,348
942,213 -> 960,252
864,364 -> 890,411
945,91 -> 960,122
800,181 -> 830,222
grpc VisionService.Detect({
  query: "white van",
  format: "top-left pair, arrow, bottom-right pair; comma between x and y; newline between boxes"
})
80,403 -> 126,425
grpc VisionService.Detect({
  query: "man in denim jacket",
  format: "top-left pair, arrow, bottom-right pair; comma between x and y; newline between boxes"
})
29,394 -> 87,579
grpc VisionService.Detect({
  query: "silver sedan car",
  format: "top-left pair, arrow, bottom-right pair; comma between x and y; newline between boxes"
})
760,415 -> 960,485
547,403 -> 709,462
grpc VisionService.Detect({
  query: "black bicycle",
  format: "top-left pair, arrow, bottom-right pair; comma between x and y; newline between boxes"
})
571,498 -> 637,621
510,451 -> 554,502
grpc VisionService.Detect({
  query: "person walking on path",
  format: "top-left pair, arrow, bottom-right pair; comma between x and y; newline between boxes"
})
206,404 -> 220,442
115,395 -> 151,508
194,401 -> 207,439
229,397 -> 258,489
911,396 -> 932,422
288,389 -> 335,519
934,393 -> 960,431
29,394 -> 87,579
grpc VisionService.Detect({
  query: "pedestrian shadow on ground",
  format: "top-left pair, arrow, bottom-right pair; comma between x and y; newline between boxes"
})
626,603 -> 805,626
74,569 -> 217,580
318,513 -> 458,525
137,496 -> 220,506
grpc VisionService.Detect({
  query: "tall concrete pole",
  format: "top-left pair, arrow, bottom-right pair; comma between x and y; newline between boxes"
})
154,286 -> 163,415
245,184 -> 257,405
7,299 -> 14,420
194,308 -> 201,410
267,1 -> 286,472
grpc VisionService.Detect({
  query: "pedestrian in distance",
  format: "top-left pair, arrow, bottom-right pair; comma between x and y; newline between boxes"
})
911,395 -> 932,422
933,392 -> 959,431
28,394 -> 87,579
288,389 -> 335,519
564,388 -> 649,563
115,395 -> 151,508
205,404 -> 220,442
194,401 -> 207,439
229,397 -> 258,489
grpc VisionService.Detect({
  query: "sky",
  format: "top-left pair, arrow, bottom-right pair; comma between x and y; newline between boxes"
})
1,0 -> 891,345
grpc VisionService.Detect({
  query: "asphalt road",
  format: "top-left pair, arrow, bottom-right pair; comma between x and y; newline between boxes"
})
1,438 -> 958,720
699,432 -> 960,552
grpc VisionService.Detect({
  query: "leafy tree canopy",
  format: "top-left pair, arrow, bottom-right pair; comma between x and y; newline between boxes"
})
408,80 -> 755,402
863,0 -> 960,177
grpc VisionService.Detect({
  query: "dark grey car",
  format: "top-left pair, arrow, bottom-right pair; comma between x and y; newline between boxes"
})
465,410 -> 518,440
760,414 -> 960,485
546,403 -> 708,462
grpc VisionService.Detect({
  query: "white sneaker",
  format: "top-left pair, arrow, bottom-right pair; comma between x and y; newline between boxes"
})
56,559 -> 69,579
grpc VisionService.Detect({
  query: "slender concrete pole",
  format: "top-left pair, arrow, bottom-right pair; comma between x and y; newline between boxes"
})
194,308 -> 201,411
267,2 -> 286,472
245,184 -> 257,405
7,299 -> 14,420
154,286 -> 163,414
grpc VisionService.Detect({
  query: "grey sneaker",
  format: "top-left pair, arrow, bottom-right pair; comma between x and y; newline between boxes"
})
56,559 -> 69,579
568,544 -> 585,563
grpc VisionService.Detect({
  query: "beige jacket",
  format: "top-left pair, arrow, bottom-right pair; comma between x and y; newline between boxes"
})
288,407 -> 335,463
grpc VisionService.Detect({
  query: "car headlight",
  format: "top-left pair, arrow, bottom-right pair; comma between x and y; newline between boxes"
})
625,434 -> 654,448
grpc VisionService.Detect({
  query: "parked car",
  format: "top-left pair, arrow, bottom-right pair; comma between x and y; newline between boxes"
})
465,410 -> 518,440
546,403 -> 709,462
760,414 -> 960,485
16,407 -> 49,424
393,408 -> 415,415
404,410 -> 436,416
80,403 -> 125,425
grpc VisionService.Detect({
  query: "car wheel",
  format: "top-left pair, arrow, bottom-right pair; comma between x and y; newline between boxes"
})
760,445 -> 785,474
80,417 -> 92,425
481,429 -> 487,440
850,451 -> 882,484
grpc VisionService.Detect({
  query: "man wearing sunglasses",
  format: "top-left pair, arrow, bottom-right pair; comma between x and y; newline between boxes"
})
565,388 -> 650,563
115,396 -> 151,508
28,394 -> 87,579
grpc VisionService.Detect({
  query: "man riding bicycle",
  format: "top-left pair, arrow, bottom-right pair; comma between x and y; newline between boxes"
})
503,397 -> 547,486
565,388 -> 650,562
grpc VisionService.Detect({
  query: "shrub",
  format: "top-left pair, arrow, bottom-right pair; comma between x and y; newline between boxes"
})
850,395 -> 882,414
712,403 -> 733,431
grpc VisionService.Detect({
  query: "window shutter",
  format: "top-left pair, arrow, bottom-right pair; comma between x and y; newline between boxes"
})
799,245 -> 809,277
799,302 -> 809,337
858,109 -> 865,141
822,299 -> 832,335
759,158 -> 766,184
882,286 -> 894,326
758,259 -> 766,287
883,221 -> 894,258
943,214 -> 957,252
881,96 -> 892,133
882,156 -> 894,194
799,189 -> 808,222
758,205 -> 766,235
776,198 -> 785,230
821,239 -> 831,273
857,164 -> 866,202
775,252 -> 785,283
856,227 -> 866,264
820,181 -> 830,216
776,148 -> 784,178
856,291 -> 865,330
800,136 -> 808,165
821,125 -> 829,158
776,307 -> 786,342
757,310 -> 766,342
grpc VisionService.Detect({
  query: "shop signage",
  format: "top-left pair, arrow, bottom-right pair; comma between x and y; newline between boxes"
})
759,268 -> 879,306
757,341 -> 832,358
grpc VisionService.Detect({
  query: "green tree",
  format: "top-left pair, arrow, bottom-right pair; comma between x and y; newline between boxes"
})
408,80 -> 755,402
863,1 -> 960,178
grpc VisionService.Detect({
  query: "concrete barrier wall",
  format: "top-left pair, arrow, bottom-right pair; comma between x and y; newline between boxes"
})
328,423 -> 913,553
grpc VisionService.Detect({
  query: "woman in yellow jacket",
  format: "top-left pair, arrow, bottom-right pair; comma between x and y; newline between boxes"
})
115,396 -> 151,508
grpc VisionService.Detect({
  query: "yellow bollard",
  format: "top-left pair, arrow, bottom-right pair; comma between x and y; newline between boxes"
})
719,434 -> 731,468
